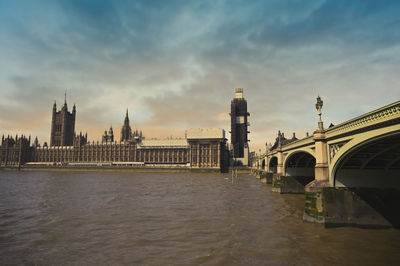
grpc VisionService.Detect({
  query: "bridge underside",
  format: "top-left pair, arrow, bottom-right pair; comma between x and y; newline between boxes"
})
335,134 -> 400,189
285,152 -> 315,178
269,157 -> 277,173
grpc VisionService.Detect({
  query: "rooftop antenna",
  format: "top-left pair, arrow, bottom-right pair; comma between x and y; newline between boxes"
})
64,89 -> 67,104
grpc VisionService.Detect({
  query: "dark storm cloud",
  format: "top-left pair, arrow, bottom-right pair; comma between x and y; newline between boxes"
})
250,0 -> 400,50
1,0 -> 399,150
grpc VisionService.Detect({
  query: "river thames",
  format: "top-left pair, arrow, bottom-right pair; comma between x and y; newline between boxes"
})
0,171 -> 399,265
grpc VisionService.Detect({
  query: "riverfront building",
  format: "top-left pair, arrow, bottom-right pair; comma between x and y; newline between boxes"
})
50,98 -> 76,146
0,99 -> 229,170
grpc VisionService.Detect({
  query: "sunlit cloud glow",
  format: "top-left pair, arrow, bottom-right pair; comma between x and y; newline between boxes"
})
1,0 -> 399,152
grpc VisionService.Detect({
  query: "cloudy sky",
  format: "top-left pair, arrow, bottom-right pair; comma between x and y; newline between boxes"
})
1,0 -> 399,152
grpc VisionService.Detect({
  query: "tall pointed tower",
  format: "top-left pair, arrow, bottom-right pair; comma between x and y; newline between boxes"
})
50,93 -> 76,146
230,88 -> 250,165
120,109 -> 132,142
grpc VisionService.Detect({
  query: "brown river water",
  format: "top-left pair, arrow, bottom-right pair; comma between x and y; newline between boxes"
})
0,171 -> 399,265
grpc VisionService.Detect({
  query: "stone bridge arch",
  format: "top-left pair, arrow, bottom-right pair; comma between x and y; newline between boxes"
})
283,149 -> 316,177
268,156 -> 278,173
331,128 -> 400,188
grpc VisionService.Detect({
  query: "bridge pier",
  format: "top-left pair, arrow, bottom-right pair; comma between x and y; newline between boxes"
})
303,187 -> 400,228
303,128 -> 332,222
260,172 -> 267,183
272,175 -> 314,194
260,172 -> 273,184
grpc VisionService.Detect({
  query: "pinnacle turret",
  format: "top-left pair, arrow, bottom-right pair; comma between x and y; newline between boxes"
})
124,109 -> 129,124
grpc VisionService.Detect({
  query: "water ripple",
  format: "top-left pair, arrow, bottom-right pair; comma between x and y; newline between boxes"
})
0,171 -> 399,265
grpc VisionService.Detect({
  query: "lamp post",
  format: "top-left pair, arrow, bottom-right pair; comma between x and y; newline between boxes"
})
316,96 -> 324,130
311,95 -> 330,186
303,95 -> 331,225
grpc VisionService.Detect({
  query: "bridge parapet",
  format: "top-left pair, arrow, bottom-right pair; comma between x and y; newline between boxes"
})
265,136 -> 314,156
278,136 -> 314,151
264,100 -> 400,177
326,100 -> 400,137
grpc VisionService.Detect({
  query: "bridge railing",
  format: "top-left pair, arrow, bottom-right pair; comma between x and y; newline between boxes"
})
265,135 -> 315,155
326,100 -> 400,137
265,100 -> 400,154
279,135 -> 315,151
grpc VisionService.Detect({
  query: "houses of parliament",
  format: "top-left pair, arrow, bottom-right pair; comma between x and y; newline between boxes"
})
0,95 -> 230,170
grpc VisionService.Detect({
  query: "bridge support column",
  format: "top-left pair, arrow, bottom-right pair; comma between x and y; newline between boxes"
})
312,129 -> 330,187
264,155 -> 268,172
277,148 -> 283,176
303,129 -> 331,224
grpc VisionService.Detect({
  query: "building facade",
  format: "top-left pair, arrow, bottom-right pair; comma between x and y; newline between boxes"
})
102,126 -> 114,143
120,109 -> 143,142
0,102 -> 228,170
50,99 -> 76,146
0,130 -> 227,170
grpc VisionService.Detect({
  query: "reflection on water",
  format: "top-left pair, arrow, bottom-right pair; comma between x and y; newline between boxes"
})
0,171 -> 399,265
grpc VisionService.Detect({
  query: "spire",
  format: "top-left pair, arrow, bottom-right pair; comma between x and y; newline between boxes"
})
124,108 -> 130,125
60,90 -> 68,112
61,89 -> 68,111
121,109 -> 132,142
34,136 -> 39,147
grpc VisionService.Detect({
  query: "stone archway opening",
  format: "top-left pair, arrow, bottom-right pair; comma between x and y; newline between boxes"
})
269,156 -> 277,173
285,151 -> 316,177
334,134 -> 400,189
332,133 -> 400,228
284,151 -> 316,186
261,159 -> 265,169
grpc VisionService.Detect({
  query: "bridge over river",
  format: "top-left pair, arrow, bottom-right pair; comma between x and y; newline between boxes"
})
252,98 -> 400,228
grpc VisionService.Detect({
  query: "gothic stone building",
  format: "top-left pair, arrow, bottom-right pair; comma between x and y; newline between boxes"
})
50,100 -> 76,146
0,100 -> 228,170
